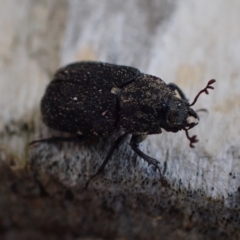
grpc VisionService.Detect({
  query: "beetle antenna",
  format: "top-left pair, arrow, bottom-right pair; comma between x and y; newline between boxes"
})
184,128 -> 198,148
190,79 -> 216,106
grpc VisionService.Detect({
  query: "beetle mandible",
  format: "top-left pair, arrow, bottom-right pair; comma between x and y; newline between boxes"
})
32,61 -> 216,186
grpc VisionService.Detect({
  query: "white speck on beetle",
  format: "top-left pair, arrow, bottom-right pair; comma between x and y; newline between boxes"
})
73,97 -> 78,101
111,87 -> 120,95
102,110 -> 108,116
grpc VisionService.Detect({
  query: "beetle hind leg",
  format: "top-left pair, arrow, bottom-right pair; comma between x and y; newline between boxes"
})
130,135 -> 169,186
29,135 -> 86,146
84,133 -> 129,189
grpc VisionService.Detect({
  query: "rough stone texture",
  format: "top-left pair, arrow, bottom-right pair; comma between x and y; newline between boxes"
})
1,0 -> 240,239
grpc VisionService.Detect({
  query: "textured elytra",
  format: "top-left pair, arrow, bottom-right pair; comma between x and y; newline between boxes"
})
41,62 -> 141,136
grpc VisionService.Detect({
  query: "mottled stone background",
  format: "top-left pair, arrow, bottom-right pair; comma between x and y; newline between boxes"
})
0,0 -> 240,239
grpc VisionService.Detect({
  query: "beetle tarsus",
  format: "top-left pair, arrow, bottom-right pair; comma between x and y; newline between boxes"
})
130,141 -> 160,171
130,135 -> 168,186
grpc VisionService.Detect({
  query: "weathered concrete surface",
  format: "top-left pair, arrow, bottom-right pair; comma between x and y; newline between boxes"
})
1,0 -> 240,239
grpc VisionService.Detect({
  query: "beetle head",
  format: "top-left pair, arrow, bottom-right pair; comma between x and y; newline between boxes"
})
160,97 -> 199,133
160,79 -> 216,148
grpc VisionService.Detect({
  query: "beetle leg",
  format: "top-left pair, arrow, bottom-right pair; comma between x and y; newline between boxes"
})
130,135 -> 160,168
168,83 -> 188,101
130,135 -> 169,186
29,135 -> 86,146
196,108 -> 208,113
84,133 -> 129,189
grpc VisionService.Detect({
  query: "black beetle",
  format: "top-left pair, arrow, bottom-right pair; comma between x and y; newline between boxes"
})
31,61 -> 215,186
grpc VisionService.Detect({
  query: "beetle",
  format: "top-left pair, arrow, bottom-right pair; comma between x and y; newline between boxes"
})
31,61 -> 215,187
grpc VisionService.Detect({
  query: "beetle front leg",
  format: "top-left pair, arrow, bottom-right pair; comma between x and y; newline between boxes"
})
130,135 -> 169,186
168,83 -> 188,101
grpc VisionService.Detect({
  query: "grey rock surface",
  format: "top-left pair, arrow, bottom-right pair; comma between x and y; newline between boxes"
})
0,0 -> 240,239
